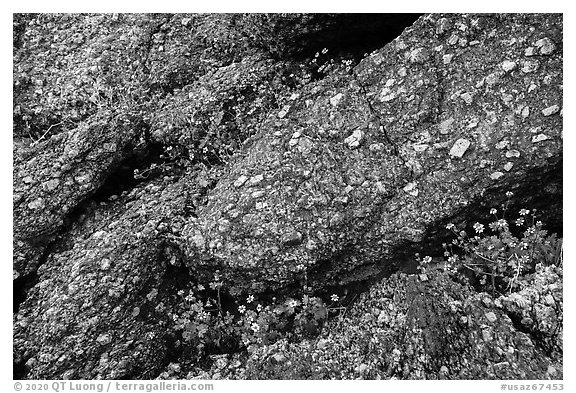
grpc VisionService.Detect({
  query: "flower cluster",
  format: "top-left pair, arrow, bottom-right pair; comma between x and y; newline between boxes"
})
169,275 -> 346,362
439,196 -> 562,294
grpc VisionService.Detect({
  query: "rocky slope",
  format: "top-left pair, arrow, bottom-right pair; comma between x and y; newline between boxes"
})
13,13 -> 562,380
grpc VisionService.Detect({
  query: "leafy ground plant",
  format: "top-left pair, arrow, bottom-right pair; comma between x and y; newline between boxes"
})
168,271 -> 345,363
416,192 -> 563,359
418,191 -> 562,295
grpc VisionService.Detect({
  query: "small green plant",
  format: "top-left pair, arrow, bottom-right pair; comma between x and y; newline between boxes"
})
235,292 -> 344,347
168,269 -> 346,363
419,192 -> 562,295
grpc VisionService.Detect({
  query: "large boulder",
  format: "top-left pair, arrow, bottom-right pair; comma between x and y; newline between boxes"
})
13,111 -> 141,279
179,13 -> 562,295
242,271 -> 562,379
14,174 -> 195,379
14,12 -> 411,280
14,13 -> 427,379
13,13 -> 563,380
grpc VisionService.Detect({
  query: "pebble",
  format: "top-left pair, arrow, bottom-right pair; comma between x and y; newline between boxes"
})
442,54 -> 453,64
501,60 -> 517,72
369,143 -> 385,152
249,174 -> 264,185
449,138 -> 471,158
233,175 -> 248,188
505,149 -> 521,158
96,333 -> 112,345
23,176 -> 33,184
191,233 -> 205,249
535,37 -> 555,55
503,162 -> 514,172
375,181 -> 387,194
542,105 -> 560,116
438,117 -> 455,134
521,60 -> 539,73
482,328 -> 493,342
436,17 -> 450,35
281,230 -> 302,247
251,190 -> 265,199
101,141 -> 116,153
403,182 -> 419,197
344,129 -> 364,149
501,93 -> 513,105
357,364 -> 369,373
278,105 -> 290,119
100,258 -> 111,270
485,73 -> 499,86
27,198 -> 44,210
42,179 -> 60,192
433,141 -> 451,149
495,140 -> 509,150
409,47 -> 429,63
330,93 -> 344,107
74,174 -> 91,184
329,213 -> 344,227
490,171 -> 504,180
381,91 -> 396,102
532,134 -> 550,143
460,92 -> 473,105
467,119 -> 479,129
317,338 -> 330,350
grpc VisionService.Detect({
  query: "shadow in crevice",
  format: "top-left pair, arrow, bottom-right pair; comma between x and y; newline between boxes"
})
306,158 -> 563,308
12,138 -> 171,317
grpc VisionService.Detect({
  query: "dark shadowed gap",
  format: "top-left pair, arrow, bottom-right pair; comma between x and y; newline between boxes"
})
91,142 -> 167,203
13,272 -> 39,314
317,159 -> 563,302
262,14 -> 422,61
301,14 -> 422,80
308,13 -> 422,61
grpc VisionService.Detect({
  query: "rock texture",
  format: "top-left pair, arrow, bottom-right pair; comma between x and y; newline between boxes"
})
13,112 -> 141,279
242,271 -> 563,379
14,174 -> 194,379
14,13 -> 562,380
179,13 -> 563,295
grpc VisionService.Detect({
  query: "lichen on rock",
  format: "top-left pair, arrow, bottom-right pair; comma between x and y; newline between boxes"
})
13,12 -> 562,380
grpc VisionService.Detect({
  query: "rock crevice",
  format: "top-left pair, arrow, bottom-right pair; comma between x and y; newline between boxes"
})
13,13 -> 562,380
